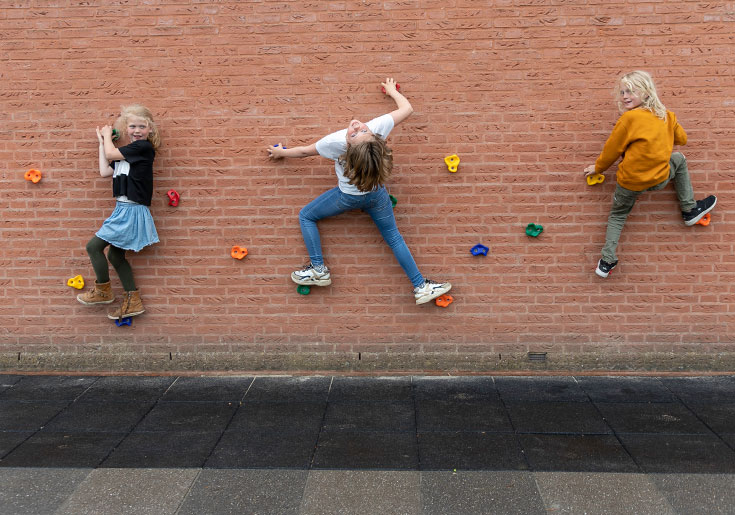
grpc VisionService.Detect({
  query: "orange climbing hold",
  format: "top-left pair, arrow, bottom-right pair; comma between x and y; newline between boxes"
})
231,246 -> 248,259
695,213 -> 711,226
435,294 -> 454,308
25,169 -> 42,183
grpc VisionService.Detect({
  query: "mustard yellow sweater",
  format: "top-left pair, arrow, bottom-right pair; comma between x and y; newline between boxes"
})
595,108 -> 687,191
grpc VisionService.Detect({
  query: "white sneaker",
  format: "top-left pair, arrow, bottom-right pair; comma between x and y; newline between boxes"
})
291,264 -> 332,286
414,279 -> 452,305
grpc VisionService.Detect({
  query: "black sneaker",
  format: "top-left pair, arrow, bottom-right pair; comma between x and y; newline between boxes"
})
595,259 -> 617,278
683,195 -> 717,226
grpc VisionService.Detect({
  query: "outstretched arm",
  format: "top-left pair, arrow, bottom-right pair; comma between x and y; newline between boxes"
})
382,78 -> 413,126
266,142 -> 319,160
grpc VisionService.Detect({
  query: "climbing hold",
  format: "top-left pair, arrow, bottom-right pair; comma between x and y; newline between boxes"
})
435,294 -> 453,308
24,169 -> 42,183
167,189 -> 180,207
444,155 -> 460,173
111,128 -> 120,141
66,275 -> 85,289
586,173 -> 605,186
525,223 -> 543,237
695,213 -> 711,226
297,285 -> 311,295
231,246 -> 248,260
390,194 -> 397,208
115,317 -> 132,327
381,83 -> 400,94
470,244 -> 489,256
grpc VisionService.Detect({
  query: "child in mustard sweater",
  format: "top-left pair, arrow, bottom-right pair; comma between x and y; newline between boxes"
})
584,70 -> 716,278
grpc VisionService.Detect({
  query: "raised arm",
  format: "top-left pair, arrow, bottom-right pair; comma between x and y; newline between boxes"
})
382,78 -> 413,126
267,142 -> 319,160
99,124 -> 125,162
96,127 -> 114,177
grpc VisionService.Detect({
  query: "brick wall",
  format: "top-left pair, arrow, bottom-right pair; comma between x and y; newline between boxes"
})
2,1 -> 734,371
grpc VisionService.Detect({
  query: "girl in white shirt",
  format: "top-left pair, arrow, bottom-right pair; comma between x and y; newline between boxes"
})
267,78 -> 451,304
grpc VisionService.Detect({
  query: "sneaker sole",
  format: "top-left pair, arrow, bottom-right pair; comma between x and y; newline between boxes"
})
77,296 -> 115,305
415,283 -> 452,305
107,309 -> 144,320
290,275 -> 332,287
684,197 -> 717,226
595,268 -> 610,278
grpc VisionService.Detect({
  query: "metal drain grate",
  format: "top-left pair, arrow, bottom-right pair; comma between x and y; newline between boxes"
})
528,352 -> 548,362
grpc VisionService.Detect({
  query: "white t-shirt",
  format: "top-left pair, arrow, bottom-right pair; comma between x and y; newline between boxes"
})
315,114 -> 395,195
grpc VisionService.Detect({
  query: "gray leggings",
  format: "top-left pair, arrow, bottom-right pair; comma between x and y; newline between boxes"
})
601,152 -> 696,263
85,236 -> 136,291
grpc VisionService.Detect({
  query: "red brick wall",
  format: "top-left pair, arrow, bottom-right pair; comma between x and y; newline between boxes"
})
2,1 -> 734,369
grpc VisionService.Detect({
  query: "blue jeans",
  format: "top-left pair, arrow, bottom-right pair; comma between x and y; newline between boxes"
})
298,186 -> 424,287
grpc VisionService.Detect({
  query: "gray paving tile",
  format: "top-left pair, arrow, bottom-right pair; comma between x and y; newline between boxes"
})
0,467 -> 92,515
660,376 -> 735,404
416,399 -> 513,432
506,401 -> 611,434
78,376 -> 174,402
134,401 -> 236,432
227,401 -> 326,434
161,376 -> 254,402
422,470 -> 545,515
323,401 -> 415,432
56,468 -> 199,515
301,470 -> 420,515
42,401 -> 154,433
206,430 -> 317,469
243,376 -> 331,402
494,376 -> 587,402
650,473 -> 735,514
313,431 -> 418,470
0,376 -> 97,401
619,433 -> 735,473
179,469 -> 308,515
0,400 -> 69,431
329,376 -> 413,402
101,431 -> 222,468
686,403 -> 735,435
596,402 -> 713,434
534,471 -> 675,514
419,432 -> 527,471
0,431 -> 125,468
519,434 -> 639,472
0,374 -> 23,395
412,376 -> 499,401
0,431 -> 33,458
576,376 -> 675,403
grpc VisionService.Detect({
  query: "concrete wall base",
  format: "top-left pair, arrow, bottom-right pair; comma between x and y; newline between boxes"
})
2,351 -> 735,374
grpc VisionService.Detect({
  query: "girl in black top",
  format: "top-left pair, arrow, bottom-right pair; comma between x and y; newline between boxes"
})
77,105 -> 161,321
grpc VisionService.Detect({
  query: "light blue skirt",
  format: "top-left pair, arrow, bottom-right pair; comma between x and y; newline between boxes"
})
96,201 -> 159,252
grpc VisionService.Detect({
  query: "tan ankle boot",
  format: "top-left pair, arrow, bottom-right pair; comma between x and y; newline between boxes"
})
77,281 -> 115,305
107,290 -> 145,320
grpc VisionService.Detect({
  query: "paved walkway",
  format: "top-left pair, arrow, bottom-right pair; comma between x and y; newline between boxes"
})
1,374 -> 734,514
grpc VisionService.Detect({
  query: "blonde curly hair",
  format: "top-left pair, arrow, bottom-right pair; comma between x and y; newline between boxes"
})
114,104 -> 161,149
616,70 -> 667,120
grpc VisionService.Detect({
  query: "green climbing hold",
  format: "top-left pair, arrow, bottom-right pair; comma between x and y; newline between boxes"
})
297,285 -> 311,295
525,223 -> 543,237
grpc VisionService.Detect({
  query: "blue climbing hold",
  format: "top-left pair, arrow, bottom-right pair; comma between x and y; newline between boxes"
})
115,317 -> 132,327
471,244 -> 489,256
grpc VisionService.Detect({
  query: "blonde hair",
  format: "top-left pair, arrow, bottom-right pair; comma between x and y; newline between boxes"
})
341,135 -> 393,192
616,70 -> 667,120
114,104 -> 161,149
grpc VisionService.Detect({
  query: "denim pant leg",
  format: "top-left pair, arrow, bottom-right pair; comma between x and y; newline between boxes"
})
364,188 -> 425,288
601,185 -> 639,263
298,187 -> 349,267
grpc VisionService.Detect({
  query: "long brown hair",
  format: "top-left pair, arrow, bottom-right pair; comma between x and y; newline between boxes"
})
341,135 -> 393,192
